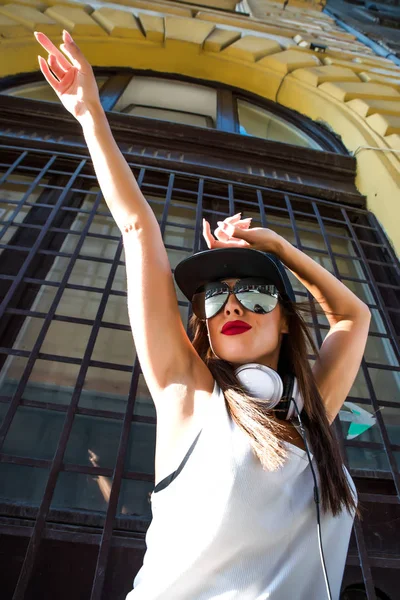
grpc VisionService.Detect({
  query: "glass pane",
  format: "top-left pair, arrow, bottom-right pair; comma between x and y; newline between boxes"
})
237,99 -> 322,149
91,326 -> 136,366
164,221 -> 195,250
368,368 -> 400,403
0,357 -> 28,399
364,336 -> 399,367
56,289 -> 102,320
0,356 -> 79,406
1,77 -> 107,103
124,421 -> 156,474
79,366 -> 131,413
133,374 -> 156,418
336,256 -> 366,280
369,309 -> 391,336
41,320 -> 92,359
2,407 -> 64,460
64,414 -> 122,469
51,471 -> 110,512
0,172 -> 49,257
68,257 -> 112,288
118,479 -> 153,519
0,464 -> 49,506
344,280 -> 376,306
122,106 -> 213,128
346,446 -> 390,472
112,76 -> 217,127
395,452 -> 400,472
0,402 -> 9,426
103,293 -> 130,327
381,406 -> 400,445
80,232 -> 119,260
327,233 -> 358,258
349,368 -> 370,399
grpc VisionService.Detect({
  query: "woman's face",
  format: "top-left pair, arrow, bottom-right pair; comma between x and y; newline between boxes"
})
206,278 -> 289,370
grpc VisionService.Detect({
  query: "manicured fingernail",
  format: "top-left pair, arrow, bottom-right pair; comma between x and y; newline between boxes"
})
217,221 -> 226,228
63,29 -> 73,43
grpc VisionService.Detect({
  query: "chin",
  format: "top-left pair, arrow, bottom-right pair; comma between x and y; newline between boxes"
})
214,349 -> 262,365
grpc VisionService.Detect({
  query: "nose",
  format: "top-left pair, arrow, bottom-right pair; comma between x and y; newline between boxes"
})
223,291 -> 245,317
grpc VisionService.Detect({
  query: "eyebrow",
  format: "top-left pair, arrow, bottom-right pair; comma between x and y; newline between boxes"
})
220,279 -> 239,289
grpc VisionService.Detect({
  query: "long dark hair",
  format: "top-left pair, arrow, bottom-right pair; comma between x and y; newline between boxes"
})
189,296 -> 361,519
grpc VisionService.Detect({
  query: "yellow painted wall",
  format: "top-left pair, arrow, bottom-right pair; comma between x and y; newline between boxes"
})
0,0 -> 399,256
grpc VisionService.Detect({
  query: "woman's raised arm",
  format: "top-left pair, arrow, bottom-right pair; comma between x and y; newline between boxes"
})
35,30 -> 201,399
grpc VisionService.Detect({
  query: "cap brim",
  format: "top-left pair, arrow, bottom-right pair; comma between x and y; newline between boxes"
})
174,248 -> 295,303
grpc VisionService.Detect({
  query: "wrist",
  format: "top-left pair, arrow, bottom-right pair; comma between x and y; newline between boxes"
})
77,102 -> 106,130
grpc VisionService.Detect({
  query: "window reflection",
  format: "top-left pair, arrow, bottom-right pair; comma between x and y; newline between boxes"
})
237,99 -> 322,149
1,77 -> 108,103
112,76 -> 217,128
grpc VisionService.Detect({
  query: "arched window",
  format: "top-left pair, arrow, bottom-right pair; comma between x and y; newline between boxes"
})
0,70 -> 346,153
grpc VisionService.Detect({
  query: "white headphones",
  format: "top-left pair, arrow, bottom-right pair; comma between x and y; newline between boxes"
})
234,363 -> 304,421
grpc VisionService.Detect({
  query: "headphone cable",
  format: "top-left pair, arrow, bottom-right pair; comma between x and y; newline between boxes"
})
291,397 -> 333,600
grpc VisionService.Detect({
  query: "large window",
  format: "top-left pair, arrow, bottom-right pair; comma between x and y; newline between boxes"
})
0,146 -> 399,517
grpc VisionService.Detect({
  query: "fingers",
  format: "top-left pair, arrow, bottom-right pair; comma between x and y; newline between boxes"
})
202,219 -> 215,249
60,30 -> 90,72
202,218 -> 249,249
219,213 -> 252,228
216,220 -> 236,238
38,55 -> 62,94
48,54 -> 65,81
225,214 -> 240,224
34,31 -> 72,72
237,217 -> 252,229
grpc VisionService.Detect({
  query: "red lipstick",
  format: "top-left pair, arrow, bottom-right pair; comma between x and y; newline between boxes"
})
221,320 -> 252,335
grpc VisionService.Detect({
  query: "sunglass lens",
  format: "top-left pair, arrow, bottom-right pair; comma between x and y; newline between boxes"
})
204,293 -> 227,319
236,291 -> 278,314
192,286 -> 229,320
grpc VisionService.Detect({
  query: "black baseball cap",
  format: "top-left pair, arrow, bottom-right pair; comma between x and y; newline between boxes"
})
174,248 -> 296,303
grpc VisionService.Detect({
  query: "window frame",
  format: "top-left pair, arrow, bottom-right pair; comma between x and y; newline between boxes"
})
0,68 -> 349,154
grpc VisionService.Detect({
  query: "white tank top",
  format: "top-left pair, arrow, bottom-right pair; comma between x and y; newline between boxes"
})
127,379 -> 357,600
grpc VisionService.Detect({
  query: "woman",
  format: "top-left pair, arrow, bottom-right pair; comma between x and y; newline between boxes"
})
35,30 -> 371,600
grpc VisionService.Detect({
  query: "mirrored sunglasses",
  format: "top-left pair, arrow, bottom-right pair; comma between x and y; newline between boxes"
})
191,277 -> 280,321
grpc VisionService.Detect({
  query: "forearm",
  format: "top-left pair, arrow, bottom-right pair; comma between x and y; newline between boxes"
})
79,105 -> 155,233
273,235 -> 370,323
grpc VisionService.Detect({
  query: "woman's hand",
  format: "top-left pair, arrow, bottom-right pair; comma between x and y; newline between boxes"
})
203,213 -> 281,253
34,30 -> 101,122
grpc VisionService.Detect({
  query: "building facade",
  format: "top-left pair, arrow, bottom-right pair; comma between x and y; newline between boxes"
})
0,0 -> 399,598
